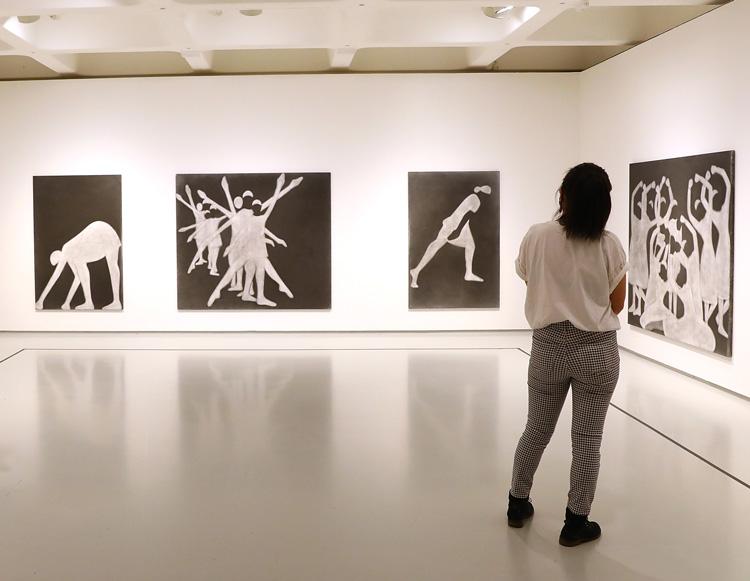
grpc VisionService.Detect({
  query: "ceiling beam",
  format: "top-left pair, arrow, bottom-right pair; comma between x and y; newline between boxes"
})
0,17 -> 78,75
466,5 -> 570,69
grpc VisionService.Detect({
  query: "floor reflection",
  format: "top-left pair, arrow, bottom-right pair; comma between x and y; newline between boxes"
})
178,352 -> 333,492
36,352 -> 126,497
408,351 -> 500,487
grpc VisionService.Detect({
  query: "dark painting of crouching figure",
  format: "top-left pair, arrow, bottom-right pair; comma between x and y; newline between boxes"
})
34,175 -> 123,311
629,151 -> 734,356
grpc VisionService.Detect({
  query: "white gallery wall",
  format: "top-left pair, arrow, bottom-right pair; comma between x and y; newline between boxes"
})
0,72 -> 579,333
3,1 -> 743,396
580,0 -> 747,396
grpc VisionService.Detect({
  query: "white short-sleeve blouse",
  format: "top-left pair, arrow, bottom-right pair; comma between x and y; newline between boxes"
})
515,220 -> 629,332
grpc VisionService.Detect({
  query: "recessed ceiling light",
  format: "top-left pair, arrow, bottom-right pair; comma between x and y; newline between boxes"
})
17,15 -> 41,24
240,10 -> 263,17
482,6 -> 515,19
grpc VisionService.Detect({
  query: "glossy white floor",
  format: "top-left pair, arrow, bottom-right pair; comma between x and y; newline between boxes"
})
0,332 -> 748,581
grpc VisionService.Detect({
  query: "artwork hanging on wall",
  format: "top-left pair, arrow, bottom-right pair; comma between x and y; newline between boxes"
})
629,151 -> 734,357
176,172 -> 331,310
408,171 -> 500,309
34,175 -> 123,311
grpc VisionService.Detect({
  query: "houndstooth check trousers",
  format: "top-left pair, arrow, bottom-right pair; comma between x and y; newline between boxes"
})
510,320 -> 620,516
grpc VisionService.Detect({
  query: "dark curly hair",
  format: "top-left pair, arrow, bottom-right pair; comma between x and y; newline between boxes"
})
556,162 -> 612,241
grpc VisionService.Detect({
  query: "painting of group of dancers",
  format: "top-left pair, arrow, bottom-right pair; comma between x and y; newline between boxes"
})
629,151 -> 734,356
175,172 -> 331,310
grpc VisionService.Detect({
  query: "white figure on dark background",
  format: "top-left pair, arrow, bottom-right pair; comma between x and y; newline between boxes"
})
628,180 -> 657,316
712,165 -> 732,337
190,176 -> 247,290
35,221 -> 122,310
690,165 -> 731,338
662,216 -> 715,351
177,185 -> 225,276
221,185 -> 291,299
640,177 -> 677,331
228,190 -> 249,292
201,174 -> 303,307
687,173 -> 718,324
410,184 -> 492,288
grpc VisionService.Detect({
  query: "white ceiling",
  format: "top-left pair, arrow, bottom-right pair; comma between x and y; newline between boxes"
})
0,0 -> 732,80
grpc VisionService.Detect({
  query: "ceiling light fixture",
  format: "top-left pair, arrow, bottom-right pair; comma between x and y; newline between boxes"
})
17,15 -> 41,24
482,6 -> 515,19
240,10 -> 263,17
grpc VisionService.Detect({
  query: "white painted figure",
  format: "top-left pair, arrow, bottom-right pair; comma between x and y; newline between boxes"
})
177,185 -> 226,276
640,177 -> 677,332
689,166 -> 731,338
628,180 -> 656,316
410,184 -> 492,288
35,221 -> 122,310
662,216 -> 715,351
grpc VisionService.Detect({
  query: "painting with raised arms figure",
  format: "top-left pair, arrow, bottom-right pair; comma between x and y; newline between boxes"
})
176,172 -> 331,310
409,171 -> 500,309
629,151 -> 734,357
34,175 -> 123,311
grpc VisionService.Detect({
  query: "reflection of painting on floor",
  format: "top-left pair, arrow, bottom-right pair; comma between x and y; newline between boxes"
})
628,151 -> 734,356
34,175 -> 123,311
408,171 -> 500,310
176,172 -> 331,310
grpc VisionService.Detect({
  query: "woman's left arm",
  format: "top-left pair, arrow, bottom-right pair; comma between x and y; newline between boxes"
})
610,275 -> 627,315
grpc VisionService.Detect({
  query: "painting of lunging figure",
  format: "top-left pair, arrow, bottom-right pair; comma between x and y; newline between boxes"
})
629,151 -> 734,356
176,173 -> 331,310
409,171 -> 499,309
34,175 -> 123,311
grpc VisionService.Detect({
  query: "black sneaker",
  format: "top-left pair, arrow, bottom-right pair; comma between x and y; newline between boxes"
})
507,493 -> 534,528
559,508 -> 601,546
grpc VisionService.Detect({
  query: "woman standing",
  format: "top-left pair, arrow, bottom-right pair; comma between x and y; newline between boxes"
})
507,163 -> 628,547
